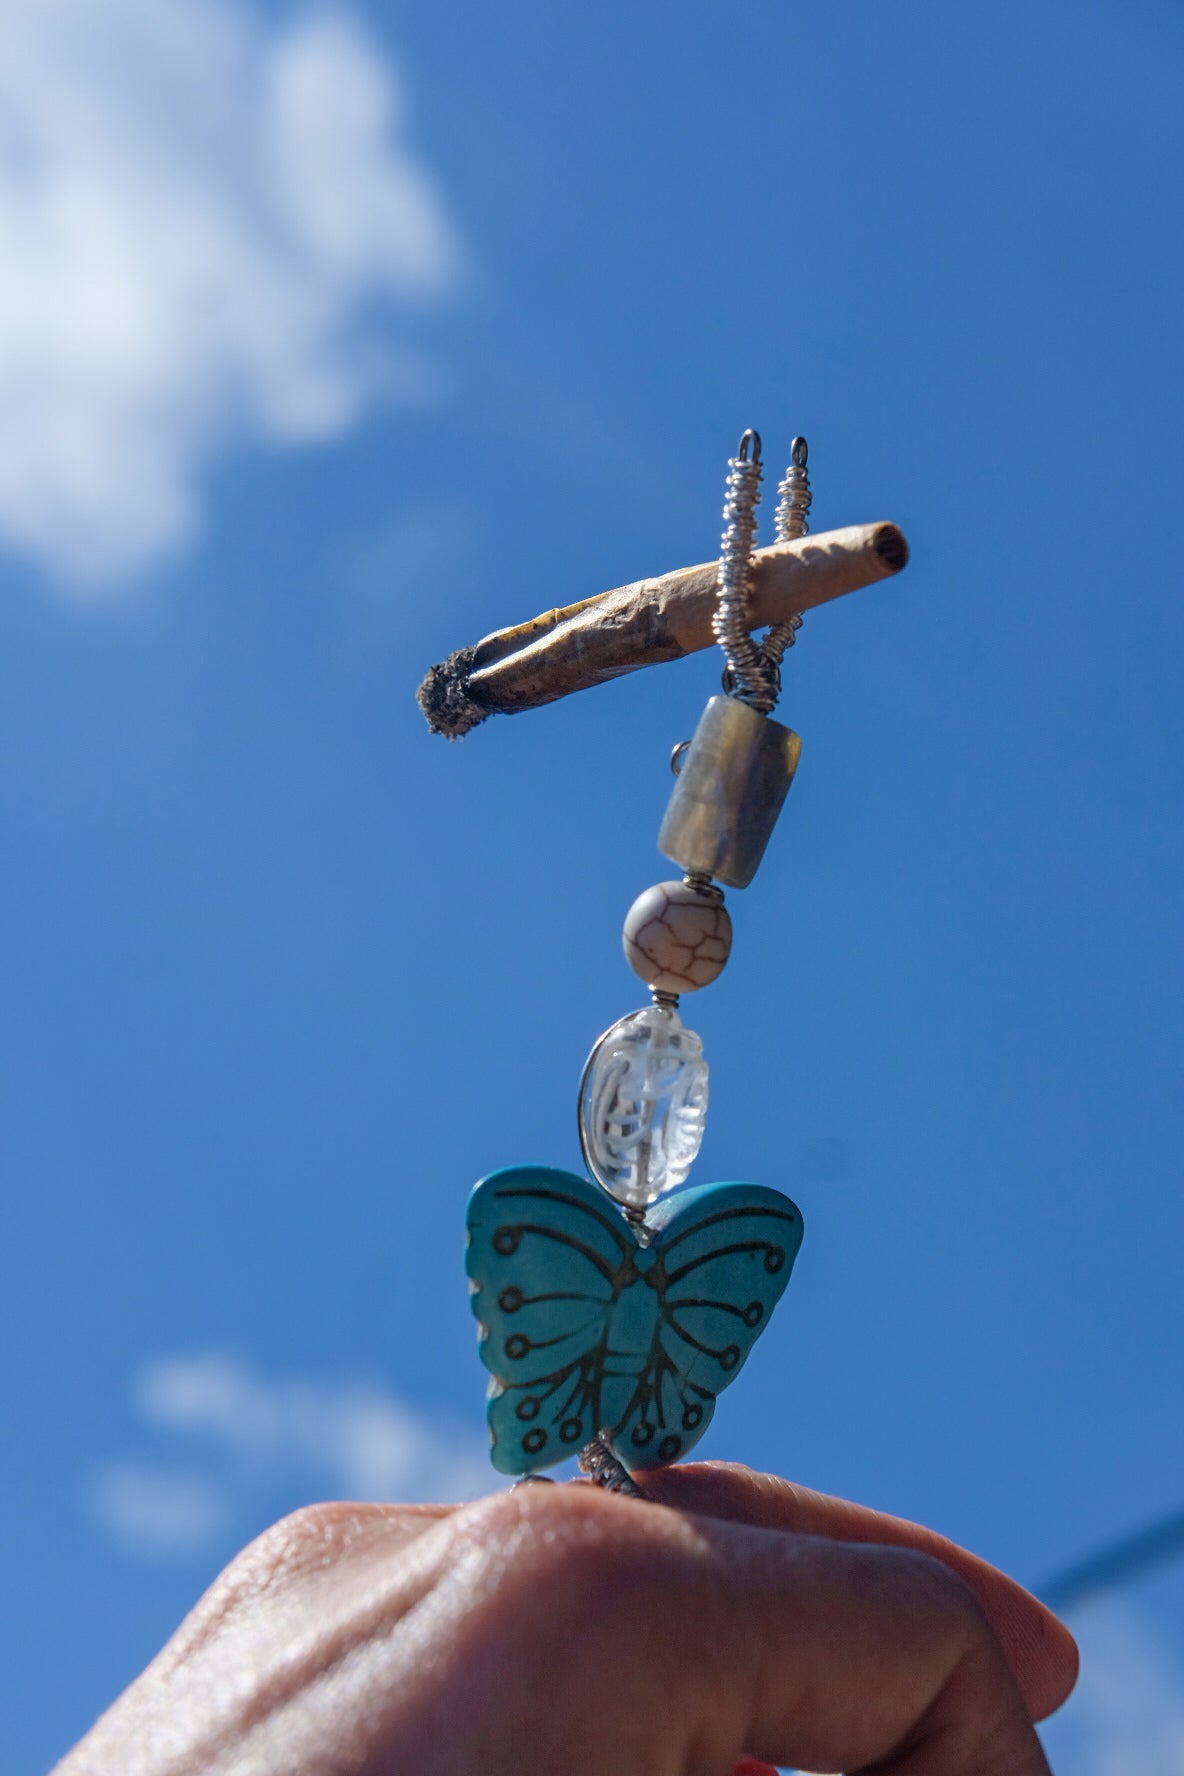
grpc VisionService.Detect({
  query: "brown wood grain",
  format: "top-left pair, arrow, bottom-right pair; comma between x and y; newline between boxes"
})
417,520 -> 908,737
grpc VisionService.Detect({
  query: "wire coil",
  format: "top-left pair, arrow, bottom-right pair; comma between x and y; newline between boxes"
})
713,430 -> 777,713
713,429 -> 812,714
762,435 -> 811,685
775,435 -> 812,544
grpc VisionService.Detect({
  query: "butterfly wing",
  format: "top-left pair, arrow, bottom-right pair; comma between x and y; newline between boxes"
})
609,1181 -> 803,1469
466,1165 -> 634,1474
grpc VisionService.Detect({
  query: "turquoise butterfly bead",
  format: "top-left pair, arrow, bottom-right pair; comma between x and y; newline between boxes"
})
465,1165 -> 803,1476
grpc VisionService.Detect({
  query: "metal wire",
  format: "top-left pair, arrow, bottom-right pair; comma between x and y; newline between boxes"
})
713,430 -> 812,714
775,435 -> 812,543
713,430 -> 777,713
578,1430 -> 649,1498
761,435 -> 811,684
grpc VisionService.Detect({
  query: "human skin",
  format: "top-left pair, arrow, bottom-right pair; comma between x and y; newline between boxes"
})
56,1462 -> 1078,1776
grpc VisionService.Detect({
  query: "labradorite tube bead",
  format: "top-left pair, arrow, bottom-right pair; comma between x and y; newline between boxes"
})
658,695 -> 801,889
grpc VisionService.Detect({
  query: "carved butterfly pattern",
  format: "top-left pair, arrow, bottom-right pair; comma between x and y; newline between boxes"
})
465,1165 -> 803,1475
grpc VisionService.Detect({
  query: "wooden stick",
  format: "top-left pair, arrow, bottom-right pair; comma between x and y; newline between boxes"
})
417,519 -> 908,738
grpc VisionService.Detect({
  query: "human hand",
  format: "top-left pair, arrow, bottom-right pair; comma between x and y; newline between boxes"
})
56,1463 -> 1077,1776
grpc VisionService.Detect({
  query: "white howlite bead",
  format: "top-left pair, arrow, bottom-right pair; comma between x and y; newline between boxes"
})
579,1005 -> 708,1210
622,881 -> 732,995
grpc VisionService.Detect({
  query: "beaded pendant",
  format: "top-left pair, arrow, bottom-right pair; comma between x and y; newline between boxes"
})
466,432 -> 810,1488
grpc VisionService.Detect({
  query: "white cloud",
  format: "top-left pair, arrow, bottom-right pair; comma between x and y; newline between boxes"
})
135,1352 -> 494,1500
0,0 -> 458,590
90,1354 -> 496,1556
1040,1598 -> 1184,1775
90,1462 -> 229,1555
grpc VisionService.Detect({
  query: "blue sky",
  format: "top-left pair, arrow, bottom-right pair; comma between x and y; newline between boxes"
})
1,0 -> 1181,1769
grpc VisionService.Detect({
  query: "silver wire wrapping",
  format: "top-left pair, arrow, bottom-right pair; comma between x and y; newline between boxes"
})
578,1431 -> 649,1498
761,435 -> 812,686
666,429 -> 807,886
714,430 -> 813,713
713,430 -> 777,714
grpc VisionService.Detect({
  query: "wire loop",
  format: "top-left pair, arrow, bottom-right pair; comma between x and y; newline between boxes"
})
760,434 -> 812,692
713,431 -> 775,712
713,430 -> 812,713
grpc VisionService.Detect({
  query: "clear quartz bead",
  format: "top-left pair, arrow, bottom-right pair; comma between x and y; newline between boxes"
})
579,1005 -> 708,1210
